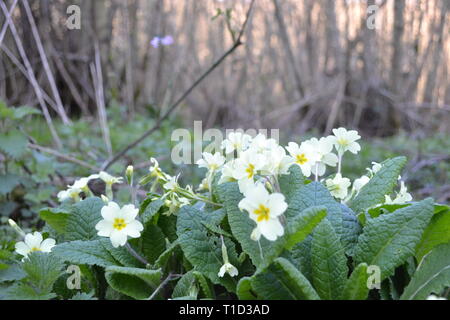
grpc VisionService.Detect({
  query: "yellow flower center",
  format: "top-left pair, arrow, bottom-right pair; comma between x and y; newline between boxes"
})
296,154 -> 308,165
337,138 -> 349,146
246,164 -> 255,179
113,218 -> 127,231
31,247 -> 41,252
254,204 -> 270,222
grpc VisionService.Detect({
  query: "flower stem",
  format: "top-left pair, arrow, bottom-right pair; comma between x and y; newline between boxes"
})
125,242 -> 149,266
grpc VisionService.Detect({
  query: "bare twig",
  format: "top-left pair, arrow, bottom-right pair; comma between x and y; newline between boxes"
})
101,0 -> 256,170
147,273 -> 181,300
28,143 -> 100,171
22,0 -> 71,125
0,1 -> 62,149
0,0 -> 18,46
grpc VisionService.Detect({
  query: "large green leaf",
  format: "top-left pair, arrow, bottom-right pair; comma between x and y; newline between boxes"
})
53,240 -> 120,267
172,271 -> 198,299
65,197 -> 104,241
21,252 -> 64,294
39,207 -> 71,234
341,263 -> 370,300
105,266 -> 162,300
251,257 -> 320,300
340,204 -> 362,256
176,205 -> 238,292
311,220 -> 348,300
285,206 -> 327,250
236,277 -> 257,300
290,235 -> 313,281
141,199 -> 164,225
138,224 -> 167,265
279,165 -> 305,203
289,182 -> 343,242
348,157 -> 407,214
354,199 -> 434,280
415,205 -> 450,263
222,182 -> 285,269
401,243 -> 450,300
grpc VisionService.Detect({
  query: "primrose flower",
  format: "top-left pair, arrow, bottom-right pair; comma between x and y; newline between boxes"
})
307,137 -> 338,176
233,150 -> 266,181
249,134 -> 278,154
330,128 -> 361,155
15,232 -> 56,259
326,173 -> 351,200
148,158 -> 170,181
353,175 -> 370,193
385,181 -> 412,205
221,132 -> 252,154
286,141 -> 319,177
95,202 -> 143,248
163,175 -> 180,192
218,160 -> 239,184
427,295 -> 447,300
367,162 -> 382,177
218,237 -> 238,278
99,171 -> 123,186
196,152 -> 226,172
238,184 -> 287,241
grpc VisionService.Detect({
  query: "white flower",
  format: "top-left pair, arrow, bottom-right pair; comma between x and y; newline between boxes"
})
326,173 -> 351,199
57,190 -> 70,202
385,181 -> 412,205
196,152 -> 225,172
286,142 -> 319,177
307,137 -> 338,176
218,160 -> 239,184
15,232 -> 56,259
163,175 -> 179,192
238,184 -> 287,241
249,133 -> 278,154
427,295 -> 446,300
218,263 -> 239,278
221,132 -> 252,154
95,202 -> 144,248
233,150 -> 266,181
261,145 -> 294,176
353,175 -> 370,193
330,128 -> 361,155
367,162 -> 382,177
99,171 -> 123,186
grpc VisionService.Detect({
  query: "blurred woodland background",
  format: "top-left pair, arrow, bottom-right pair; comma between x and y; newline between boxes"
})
0,0 -> 449,137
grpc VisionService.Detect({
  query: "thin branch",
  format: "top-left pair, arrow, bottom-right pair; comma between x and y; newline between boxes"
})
0,0 -> 18,46
28,143 -> 100,171
102,0 -> 256,170
147,273 -> 181,300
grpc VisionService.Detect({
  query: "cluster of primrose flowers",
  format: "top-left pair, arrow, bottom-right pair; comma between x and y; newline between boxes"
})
195,128 -> 413,244
9,128 -> 412,281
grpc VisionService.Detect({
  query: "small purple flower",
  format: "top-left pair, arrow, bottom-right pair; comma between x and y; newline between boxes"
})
151,35 -> 174,48
151,37 -> 161,48
160,35 -> 174,46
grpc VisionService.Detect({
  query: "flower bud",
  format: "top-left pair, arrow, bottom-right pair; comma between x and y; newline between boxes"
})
126,165 -> 134,185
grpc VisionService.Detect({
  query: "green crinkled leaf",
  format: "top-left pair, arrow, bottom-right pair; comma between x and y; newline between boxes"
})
172,271 -> 198,299
193,271 -> 214,299
100,239 -> 142,268
0,130 -> 28,159
279,165 -> 305,203
0,264 -> 26,282
354,199 -> 434,280
311,220 -> 348,300
251,257 -> 320,300
105,266 -> 162,300
4,283 -> 56,300
65,197 -> 104,241
141,199 -> 164,225
236,277 -> 257,300
176,205 -> 238,292
22,253 -> 64,293
341,263 -> 369,300
222,182 -> 285,269
285,206 -> 327,250
348,157 -> 407,214
290,235 -> 313,281
137,224 -> 167,265
289,182 -> 343,243
53,240 -> 120,267
340,204 -> 362,256
70,291 -> 97,300
416,205 -> 450,263
401,243 -> 450,300
39,207 -> 71,234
